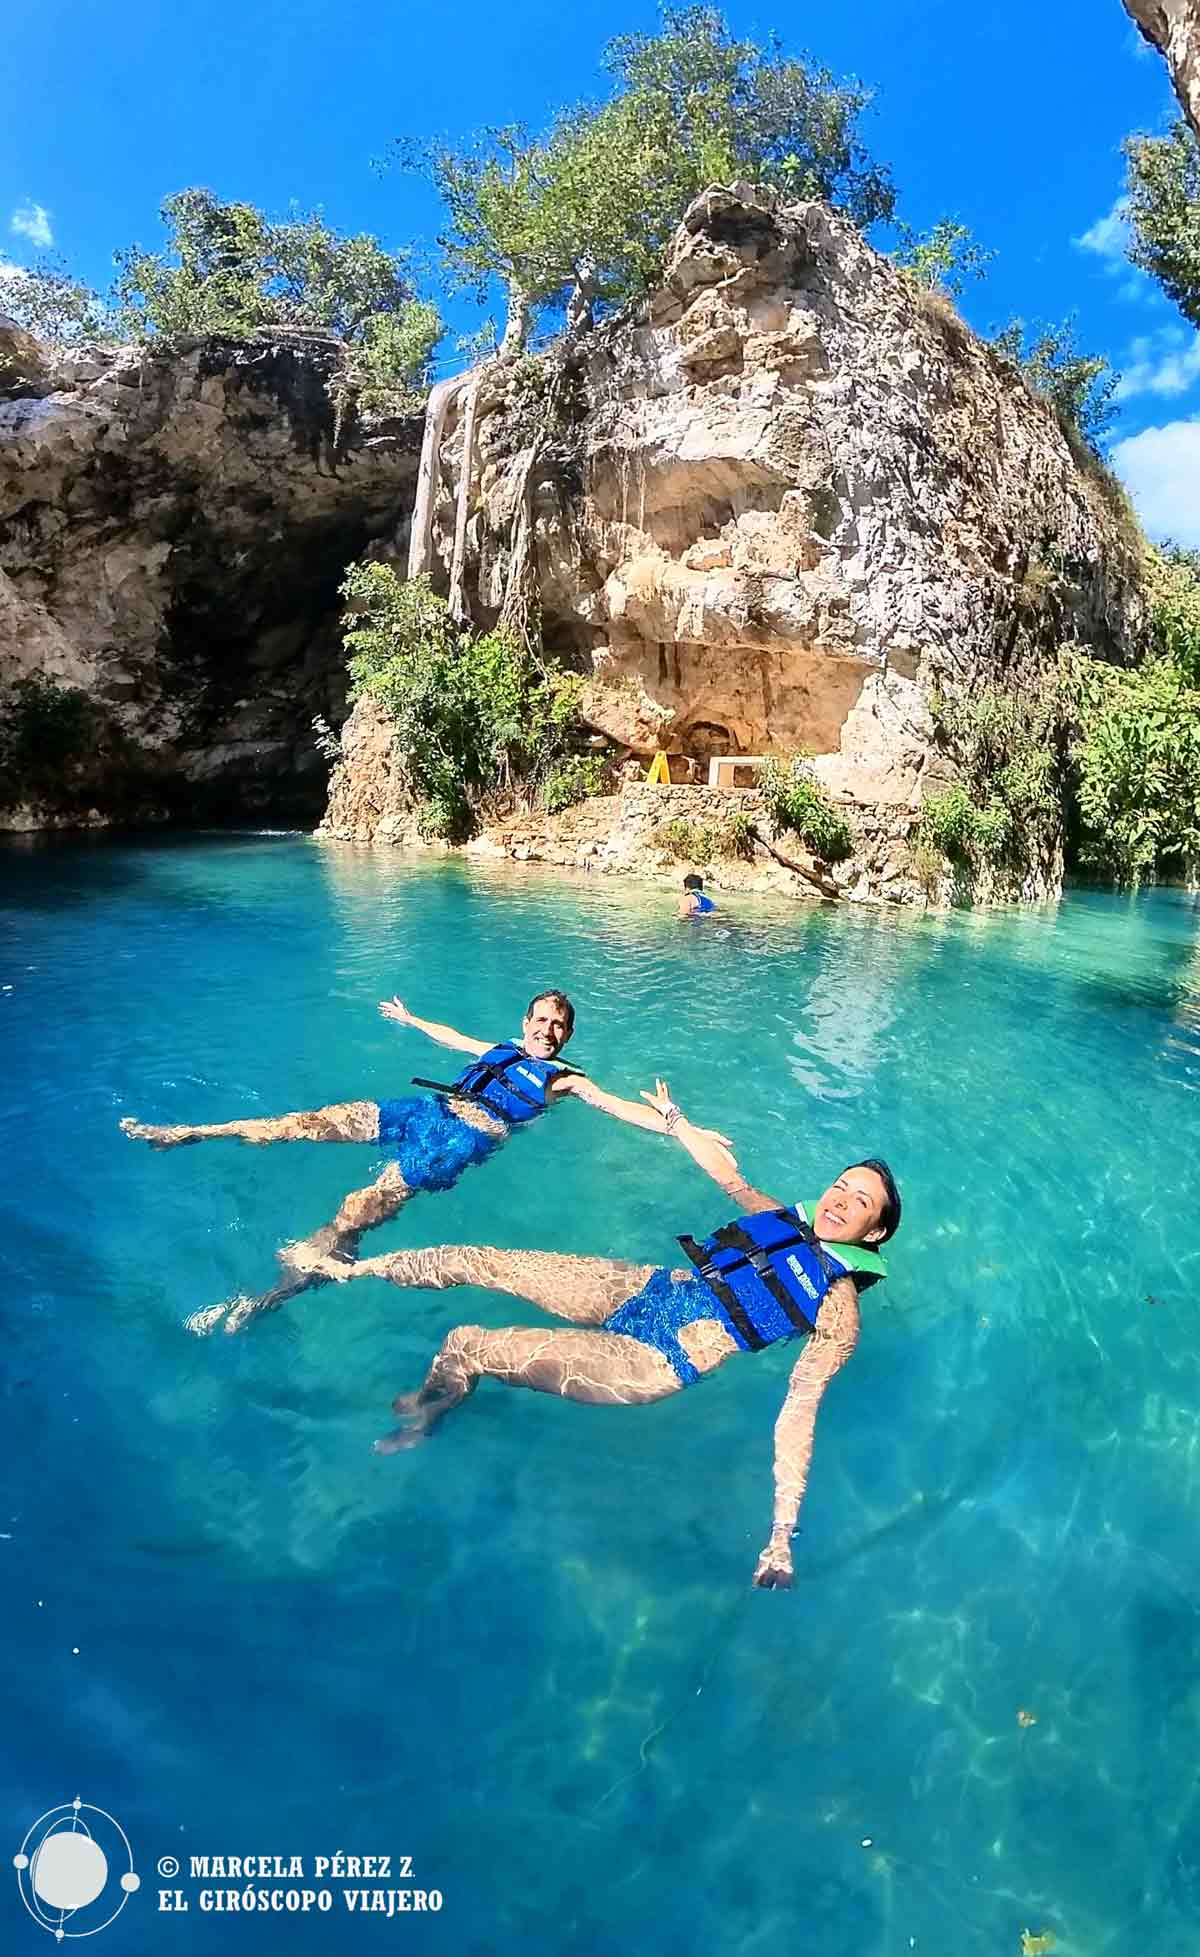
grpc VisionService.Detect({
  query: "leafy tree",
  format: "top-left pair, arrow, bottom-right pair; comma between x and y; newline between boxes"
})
394,5 -> 893,351
113,189 -> 442,400
991,317 -> 1118,450
1124,120 -> 1200,328
0,258 -> 113,346
893,218 -> 993,298
340,565 -> 585,839
1061,646 -> 1200,883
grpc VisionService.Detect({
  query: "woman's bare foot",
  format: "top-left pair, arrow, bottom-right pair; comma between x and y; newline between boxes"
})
184,1301 -> 230,1336
373,1389 -> 458,1452
120,1117 -> 200,1150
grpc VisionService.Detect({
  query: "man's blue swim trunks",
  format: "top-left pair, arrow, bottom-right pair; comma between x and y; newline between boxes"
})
375,1095 -> 505,1193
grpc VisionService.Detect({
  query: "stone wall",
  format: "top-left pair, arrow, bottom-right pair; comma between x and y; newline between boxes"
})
0,323 -> 420,824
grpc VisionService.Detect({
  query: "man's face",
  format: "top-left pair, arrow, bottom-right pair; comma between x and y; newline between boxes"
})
812,1168 -> 888,1245
522,998 -> 571,1059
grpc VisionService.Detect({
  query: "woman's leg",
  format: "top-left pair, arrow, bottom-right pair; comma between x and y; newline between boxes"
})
121,1100 -> 379,1151
378,1322 -> 682,1451
315,1242 -> 658,1326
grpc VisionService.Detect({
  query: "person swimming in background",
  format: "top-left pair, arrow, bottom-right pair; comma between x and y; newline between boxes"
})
303,1081 -> 901,1590
679,872 -> 716,918
119,991 -> 732,1335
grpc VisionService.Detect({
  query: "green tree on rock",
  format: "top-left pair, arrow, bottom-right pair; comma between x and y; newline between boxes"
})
1125,120 -> 1200,327
0,259 -> 114,347
395,4 -> 894,353
113,189 -> 442,406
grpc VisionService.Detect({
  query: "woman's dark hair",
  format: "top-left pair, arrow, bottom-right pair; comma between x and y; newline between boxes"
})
525,990 -> 576,1038
844,1157 -> 902,1243
683,873 -> 704,891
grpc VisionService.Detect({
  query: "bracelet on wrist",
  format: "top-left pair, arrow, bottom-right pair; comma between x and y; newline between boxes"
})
662,1103 -> 682,1132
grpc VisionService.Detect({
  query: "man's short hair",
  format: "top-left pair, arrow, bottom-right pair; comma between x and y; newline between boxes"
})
843,1157 -> 902,1242
683,873 -> 704,891
525,990 -> 576,1037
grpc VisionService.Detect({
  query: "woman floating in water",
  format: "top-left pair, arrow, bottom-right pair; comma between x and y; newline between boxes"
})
304,1084 -> 901,1590
119,991 -> 730,1335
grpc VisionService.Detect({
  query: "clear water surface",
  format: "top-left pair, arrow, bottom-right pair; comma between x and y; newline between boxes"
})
2,833 -> 1199,1956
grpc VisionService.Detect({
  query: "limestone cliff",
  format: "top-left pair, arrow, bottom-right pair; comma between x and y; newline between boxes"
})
324,186 -> 1145,903
1123,0 -> 1200,141
0,324 -> 419,824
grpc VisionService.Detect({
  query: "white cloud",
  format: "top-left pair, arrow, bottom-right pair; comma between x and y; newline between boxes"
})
0,257 -> 30,288
11,202 -> 53,249
1114,327 -> 1200,402
1111,417 -> 1200,546
1076,198 -> 1131,264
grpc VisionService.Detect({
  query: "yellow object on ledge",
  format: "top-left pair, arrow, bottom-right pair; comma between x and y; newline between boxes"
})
647,751 -> 672,785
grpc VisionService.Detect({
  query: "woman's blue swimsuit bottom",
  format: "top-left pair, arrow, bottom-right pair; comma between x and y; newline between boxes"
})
375,1095 -> 505,1193
601,1267 -> 747,1388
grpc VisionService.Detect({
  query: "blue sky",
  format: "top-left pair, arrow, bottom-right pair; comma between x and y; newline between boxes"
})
2,0 -> 1197,542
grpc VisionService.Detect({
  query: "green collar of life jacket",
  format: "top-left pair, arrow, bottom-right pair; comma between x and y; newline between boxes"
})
800,1201 -> 888,1280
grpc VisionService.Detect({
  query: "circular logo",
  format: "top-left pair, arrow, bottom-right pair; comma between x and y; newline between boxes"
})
13,1800 -> 139,1940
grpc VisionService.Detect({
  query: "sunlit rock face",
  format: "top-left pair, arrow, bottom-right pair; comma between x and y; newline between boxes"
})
409,185 -> 1143,892
1123,0 -> 1200,140
0,323 -> 420,823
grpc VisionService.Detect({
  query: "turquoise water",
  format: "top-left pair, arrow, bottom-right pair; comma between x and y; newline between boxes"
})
2,834 -> 1199,1955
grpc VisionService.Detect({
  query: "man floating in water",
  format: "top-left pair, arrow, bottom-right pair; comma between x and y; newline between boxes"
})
120,991 -> 730,1335
303,1082 -> 901,1590
678,872 -> 716,918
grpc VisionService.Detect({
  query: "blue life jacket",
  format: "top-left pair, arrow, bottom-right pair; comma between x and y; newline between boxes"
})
693,892 -> 716,914
413,1042 -> 575,1126
677,1202 -> 886,1352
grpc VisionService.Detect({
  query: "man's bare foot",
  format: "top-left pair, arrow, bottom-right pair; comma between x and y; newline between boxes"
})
279,1241 -> 354,1281
184,1301 -> 229,1336
120,1117 -> 199,1150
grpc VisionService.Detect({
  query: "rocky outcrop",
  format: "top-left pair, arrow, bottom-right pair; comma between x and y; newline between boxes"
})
1123,0 -> 1200,140
326,185 -> 1145,903
0,323 -> 420,823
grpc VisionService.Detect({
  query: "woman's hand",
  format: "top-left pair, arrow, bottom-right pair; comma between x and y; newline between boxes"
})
639,1077 -> 679,1124
379,996 -> 414,1026
639,1078 -> 735,1155
752,1532 -> 795,1589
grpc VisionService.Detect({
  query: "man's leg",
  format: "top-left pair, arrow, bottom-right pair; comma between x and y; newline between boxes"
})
120,1100 -> 379,1152
186,1162 -> 413,1337
303,1241 -> 658,1325
379,1321 -> 682,1452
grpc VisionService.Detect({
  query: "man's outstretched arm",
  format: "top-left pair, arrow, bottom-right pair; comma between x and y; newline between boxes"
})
640,1078 -> 782,1212
378,997 -> 492,1058
752,1277 -> 860,1589
555,1072 -> 732,1142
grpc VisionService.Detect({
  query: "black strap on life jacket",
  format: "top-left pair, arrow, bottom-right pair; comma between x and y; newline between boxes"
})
678,1209 -> 833,1346
412,1052 -> 584,1113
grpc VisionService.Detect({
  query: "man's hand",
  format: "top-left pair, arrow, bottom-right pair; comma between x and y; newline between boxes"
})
752,1532 -> 795,1589
379,997 -> 414,1026
638,1077 -> 734,1151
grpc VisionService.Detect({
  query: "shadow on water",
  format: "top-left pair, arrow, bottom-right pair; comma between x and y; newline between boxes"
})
0,826 -> 304,914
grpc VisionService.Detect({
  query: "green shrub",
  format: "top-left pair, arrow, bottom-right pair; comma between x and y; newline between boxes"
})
540,754 -> 610,813
1060,644 -> 1200,884
920,686 -> 1062,872
758,755 -> 854,863
341,563 -> 585,840
653,810 -> 757,862
0,674 -> 153,813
